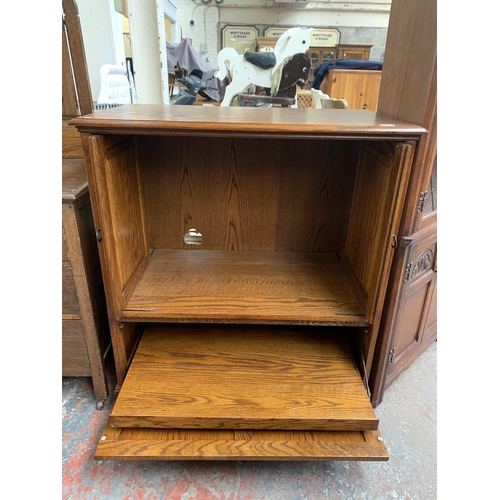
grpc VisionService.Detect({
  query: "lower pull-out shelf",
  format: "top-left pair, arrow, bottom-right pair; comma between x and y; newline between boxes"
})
97,324 -> 388,461
95,425 -> 388,461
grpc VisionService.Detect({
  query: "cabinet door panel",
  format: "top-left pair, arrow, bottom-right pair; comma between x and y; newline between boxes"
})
387,228 -> 437,382
391,278 -> 431,364
88,135 -> 149,314
345,141 -> 415,324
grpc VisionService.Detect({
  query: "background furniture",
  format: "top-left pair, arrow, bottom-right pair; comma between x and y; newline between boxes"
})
96,64 -> 133,105
71,105 -> 425,461
62,160 -> 111,408
308,46 -> 337,81
296,89 -> 313,108
336,44 -> 372,60
62,0 -> 112,407
256,37 -> 277,51
311,88 -> 348,109
237,94 -> 295,107
319,69 -> 382,111
370,0 -> 437,406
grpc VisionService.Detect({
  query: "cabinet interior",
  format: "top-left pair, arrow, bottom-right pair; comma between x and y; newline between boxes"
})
93,134 -> 406,330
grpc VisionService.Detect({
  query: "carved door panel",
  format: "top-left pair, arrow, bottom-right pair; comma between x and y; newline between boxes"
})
385,225 -> 437,387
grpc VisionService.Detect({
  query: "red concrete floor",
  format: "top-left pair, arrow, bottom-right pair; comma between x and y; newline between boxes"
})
62,343 -> 437,499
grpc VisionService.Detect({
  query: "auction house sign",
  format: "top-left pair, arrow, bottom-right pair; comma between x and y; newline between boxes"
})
222,26 -> 258,54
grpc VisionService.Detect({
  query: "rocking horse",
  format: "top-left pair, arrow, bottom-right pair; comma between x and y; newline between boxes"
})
237,52 -> 311,107
215,27 -> 313,106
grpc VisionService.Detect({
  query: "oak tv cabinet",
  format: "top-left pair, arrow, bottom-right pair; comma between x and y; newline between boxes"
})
71,105 -> 425,461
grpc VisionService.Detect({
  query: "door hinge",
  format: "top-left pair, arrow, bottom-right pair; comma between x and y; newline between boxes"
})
417,190 -> 428,213
403,261 -> 413,282
388,347 -> 396,365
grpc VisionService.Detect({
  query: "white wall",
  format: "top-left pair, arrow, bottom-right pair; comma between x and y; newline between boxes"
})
176,0 -> 391,65
78,0 -> 127,100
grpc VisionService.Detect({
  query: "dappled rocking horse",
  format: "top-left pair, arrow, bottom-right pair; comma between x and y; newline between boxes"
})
215,27 -> 313,107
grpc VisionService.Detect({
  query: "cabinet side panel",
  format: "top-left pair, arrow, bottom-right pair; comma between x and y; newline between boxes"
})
138,136 -> 358,253
75,198 -> 111,357
62,320 -> 90,376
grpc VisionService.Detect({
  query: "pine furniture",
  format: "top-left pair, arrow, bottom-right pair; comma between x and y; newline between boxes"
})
319,69 -> 382,111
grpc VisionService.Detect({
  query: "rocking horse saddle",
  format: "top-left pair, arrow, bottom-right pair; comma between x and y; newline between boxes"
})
243,51 -> 277,70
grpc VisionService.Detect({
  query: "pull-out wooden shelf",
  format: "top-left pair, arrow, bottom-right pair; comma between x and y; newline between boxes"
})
98,324 -> 387,461
110,325 -> 377,431
122,250 -> 368,326
95,425 -> 388,461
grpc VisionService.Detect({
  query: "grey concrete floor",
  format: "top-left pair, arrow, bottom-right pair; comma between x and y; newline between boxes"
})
61,341 -> 437,499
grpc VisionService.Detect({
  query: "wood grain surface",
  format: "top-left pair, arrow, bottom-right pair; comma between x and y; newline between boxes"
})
95,423 -> 388,461
110,324 -> 377,430
138,136 -> 358,253
62,119 -> 86,159
122,250 -> 368,325
62,159 -> 88,201
69,105 -> 426,139
62,320 -> 90,376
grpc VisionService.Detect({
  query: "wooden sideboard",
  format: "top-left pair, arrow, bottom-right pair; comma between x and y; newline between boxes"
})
70,105 -> 425,461
319,69 -> 382,111
336,44 -> 372,60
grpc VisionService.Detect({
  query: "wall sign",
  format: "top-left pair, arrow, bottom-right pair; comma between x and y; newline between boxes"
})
310,29 -> 340,47
264,27 -> 340,47
264,27 -> 288,38
222,26 -> 259,54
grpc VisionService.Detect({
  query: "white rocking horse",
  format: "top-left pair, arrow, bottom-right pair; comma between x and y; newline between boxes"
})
215,27 -> 313,106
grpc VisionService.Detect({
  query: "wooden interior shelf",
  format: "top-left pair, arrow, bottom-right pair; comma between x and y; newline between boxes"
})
110,324 -> 378,431
122,250 -> 368,325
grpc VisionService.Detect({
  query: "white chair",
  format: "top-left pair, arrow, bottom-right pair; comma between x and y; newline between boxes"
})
311,88 -> 348,109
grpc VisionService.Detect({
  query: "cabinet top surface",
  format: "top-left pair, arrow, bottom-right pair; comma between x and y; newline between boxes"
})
69,105 -> 426,138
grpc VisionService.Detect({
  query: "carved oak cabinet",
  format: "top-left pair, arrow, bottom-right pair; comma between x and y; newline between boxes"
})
71,105 -> 425,461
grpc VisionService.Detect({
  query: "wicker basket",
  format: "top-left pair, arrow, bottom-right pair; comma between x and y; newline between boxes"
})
296,90 -> 313,108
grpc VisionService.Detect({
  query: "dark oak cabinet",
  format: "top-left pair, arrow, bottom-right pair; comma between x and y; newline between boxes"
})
71,105 -> 425,461
369,0 -> 437,405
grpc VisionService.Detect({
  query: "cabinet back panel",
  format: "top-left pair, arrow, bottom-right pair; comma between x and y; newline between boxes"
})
137,136 -> 360,253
